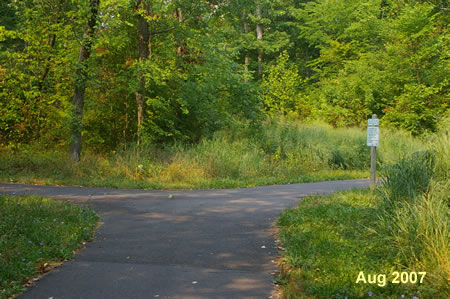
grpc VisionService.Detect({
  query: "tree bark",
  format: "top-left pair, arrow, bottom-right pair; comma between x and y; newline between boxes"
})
256,6 -> 263,76
176,7 -> 184,68
69,0 -> 100,162
38,33 -> 56,91
135,0 -> 151,146
243,10 -> 249,81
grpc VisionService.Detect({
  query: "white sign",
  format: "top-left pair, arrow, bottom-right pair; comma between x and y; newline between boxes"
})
367,127 -> 379,147
368,119 -> 379,126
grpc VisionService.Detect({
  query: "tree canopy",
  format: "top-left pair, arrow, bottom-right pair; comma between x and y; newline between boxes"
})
1,0 -> 448,156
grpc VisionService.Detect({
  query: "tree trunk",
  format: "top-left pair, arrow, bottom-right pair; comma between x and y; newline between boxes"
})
38,33 -> 56,91
135,0 -> 151,146
69,0 -> 100,162
256,6 -> 263,76
176,7 -> 184,67
243,10 -> 249,81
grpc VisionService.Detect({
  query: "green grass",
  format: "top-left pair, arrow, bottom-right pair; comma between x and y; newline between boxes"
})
277,190 -> 446,298
0,118 -> 425,190
276,130 -> 449,298
0,195 -> 99,297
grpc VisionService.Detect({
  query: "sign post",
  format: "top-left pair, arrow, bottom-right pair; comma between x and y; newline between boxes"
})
367,114 -> 379,191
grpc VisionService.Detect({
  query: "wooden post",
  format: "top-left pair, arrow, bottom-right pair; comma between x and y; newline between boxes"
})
370,142 -> 376,191
367,114 -> 379,191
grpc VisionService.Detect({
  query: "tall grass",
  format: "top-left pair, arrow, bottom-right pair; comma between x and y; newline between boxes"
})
0,117 -> 427,189
376,129 -> 449,294
276,128 -> 449,298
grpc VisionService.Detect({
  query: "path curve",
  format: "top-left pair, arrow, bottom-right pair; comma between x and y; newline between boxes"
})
0,179 -> 369,298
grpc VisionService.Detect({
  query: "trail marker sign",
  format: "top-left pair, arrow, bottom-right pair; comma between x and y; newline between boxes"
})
368,118 -> 379,126
367,127 -> 379,147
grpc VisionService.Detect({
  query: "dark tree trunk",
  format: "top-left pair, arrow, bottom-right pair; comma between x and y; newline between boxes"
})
176,7 -> 184,68
69,0 -> 100,162
38,33 -> 56,91
135,0 -> 151,146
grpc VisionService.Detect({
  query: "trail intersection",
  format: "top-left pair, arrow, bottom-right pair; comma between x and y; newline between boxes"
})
0,179 -> 368,298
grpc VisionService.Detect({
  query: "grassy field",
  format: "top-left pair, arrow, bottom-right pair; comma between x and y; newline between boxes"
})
0,195 -> 98,297
0,118 -> 425,189
276,133 -> 449,298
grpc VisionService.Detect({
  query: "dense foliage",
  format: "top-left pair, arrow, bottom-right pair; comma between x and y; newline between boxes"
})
1,0 -> 448,154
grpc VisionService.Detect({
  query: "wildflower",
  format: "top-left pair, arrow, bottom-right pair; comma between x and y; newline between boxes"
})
17,202 -> 20,205
398,229 -> 402,233
28,241 -> 32,244
368,291 -> 372,296
45,228 -> 49,231
22,258 -> 26,262
29,261 -> 32,265
61,221 -> 64,224
53,219 -> 56,221
40,242 -> 44,246
401,295 -> 405,298
412,297 -> 418,299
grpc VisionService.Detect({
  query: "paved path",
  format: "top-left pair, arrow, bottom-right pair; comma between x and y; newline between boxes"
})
0,179 -> 369,299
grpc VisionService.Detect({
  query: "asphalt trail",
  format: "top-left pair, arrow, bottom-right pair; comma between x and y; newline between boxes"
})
0,179 -> 369,298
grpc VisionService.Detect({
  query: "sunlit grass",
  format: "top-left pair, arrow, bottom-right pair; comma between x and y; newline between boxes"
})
0,118 -> 425,189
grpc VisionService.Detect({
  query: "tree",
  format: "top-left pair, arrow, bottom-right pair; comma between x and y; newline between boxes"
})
135,0 -> 151,146
69,0 -> 100,161
256,4 -> 263,76
261,51 -> 305,116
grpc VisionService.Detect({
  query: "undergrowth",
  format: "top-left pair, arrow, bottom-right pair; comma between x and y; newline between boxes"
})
0,118 -> 424,190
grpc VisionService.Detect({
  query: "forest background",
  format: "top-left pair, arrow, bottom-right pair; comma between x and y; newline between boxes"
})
0,0 -> 448,189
